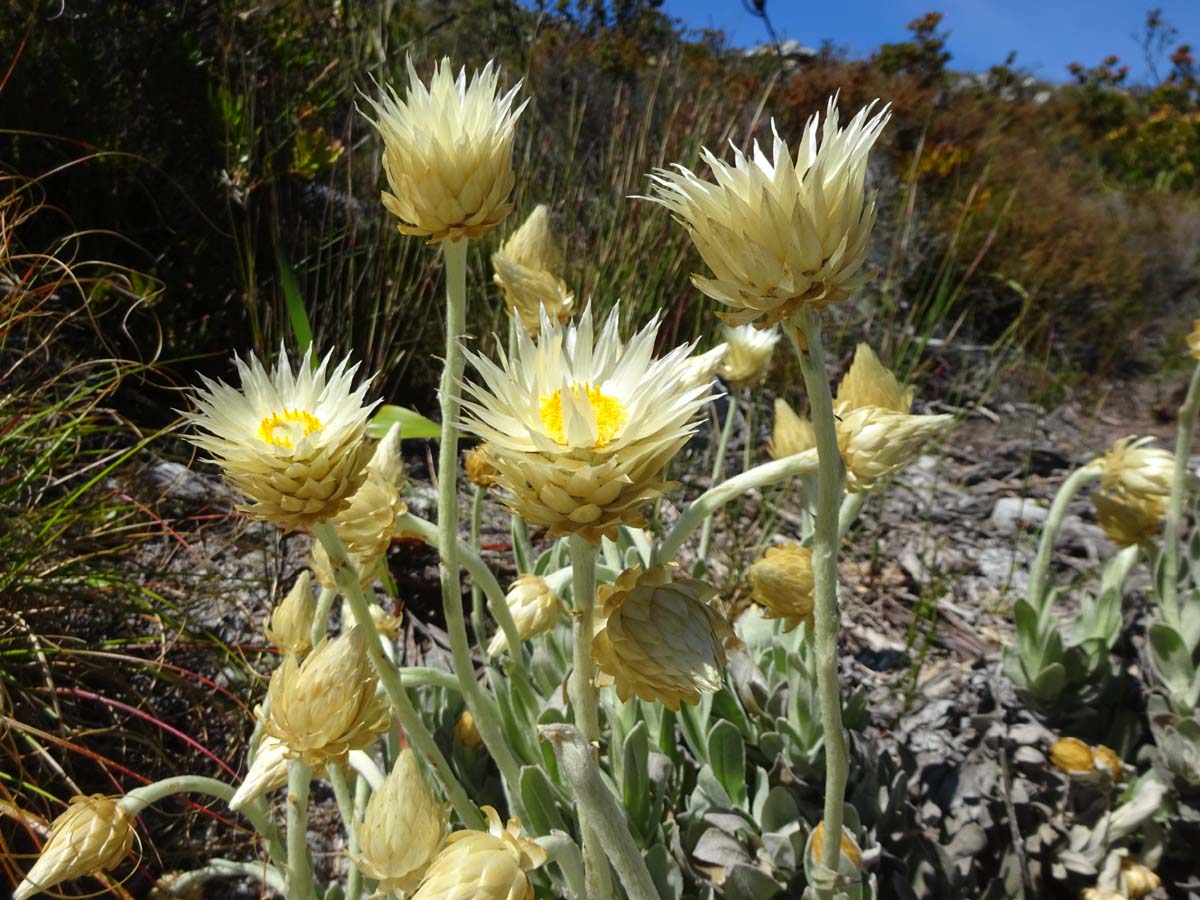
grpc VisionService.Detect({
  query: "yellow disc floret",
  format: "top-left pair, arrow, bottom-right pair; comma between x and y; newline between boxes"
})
538,382 -> 625,448
257,408 -> 323,449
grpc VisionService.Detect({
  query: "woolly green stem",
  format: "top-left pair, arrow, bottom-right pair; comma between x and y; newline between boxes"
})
837,492 -> 868,540
347,750 -> 385,791
119,775 -> 285,865
541,724 -> 656,900
1027,465 -> 1101,610
328,766 -> 362,900
397,510 -> 523,673
312,522 -> 482,829
695,390 -> 739,574
470,485 -> 487,645
310,586 -> 337,647
159,859 -> 287,896
1162,361 -> 1200,626
436,237 -> 525,803
286,759 -> 318,900
790,310 -> 849,892
537,832 -> 588,900
654,450 -> 819,564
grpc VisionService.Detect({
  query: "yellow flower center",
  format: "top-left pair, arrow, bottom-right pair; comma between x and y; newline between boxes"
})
539,382 -> 626,448
257,408 -> 323,449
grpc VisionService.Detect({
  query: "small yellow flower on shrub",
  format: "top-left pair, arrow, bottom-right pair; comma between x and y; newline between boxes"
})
645,98 -> 890,327
1120,859 -> 1161,899
461,306 -> 713,542
263,626 -> 390,766
364,57 -> 526,243
411,805 -> 545,900
749,543 -> 815,632
718,324 -> 779,388
15,795 -> 135,900
455,710 -> 484,751
1093,490 -> 1164,548
592,564 -> 733,711
810,819 -> 862,868
492,205 -> 574,334
356,749 -> 450,895
184,348 -> 376,530
487,574 -> 563,656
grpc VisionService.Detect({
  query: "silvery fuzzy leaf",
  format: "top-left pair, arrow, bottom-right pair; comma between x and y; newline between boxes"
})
693,826 -> 751,869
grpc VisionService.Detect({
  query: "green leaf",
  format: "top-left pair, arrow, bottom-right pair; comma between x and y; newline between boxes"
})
1148,623 -> 1197,709
645,844 -> 684,900
622,721 -> 652,839
679,693 -> 713,765
275,247 -> 313,355
368,404 -> 440,440
1028,662 -> 1066,702
707,719 -> 747,808
724,864 -> 784,899
519,765 -> 567,834
759,785 -> 801,834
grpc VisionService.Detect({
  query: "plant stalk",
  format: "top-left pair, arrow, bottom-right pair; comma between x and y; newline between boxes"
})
1027,465 -> 1101,609
286,759 -> 317,900
312,522 -> 482,829
470,485 -> 487,644
311,585 -> 337,647
436,237 -> 525,800
1162,360 -> 1200,625
791,310 -> 849,890
695,389 -> 739,573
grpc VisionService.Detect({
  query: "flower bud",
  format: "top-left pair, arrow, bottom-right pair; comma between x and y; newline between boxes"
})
680,343 -> 729,389
718,324 -> 779,388
767,397 -> 815,459
1092,744 -> 1123,781
357,749 -> 449,895
15,795 -> 134,900
487,575 -> 562,656
492,206 -> 573,334
229,734 -> 291,811
1093,490 -> 1164,548
1120,860 -> 1161,899
365,57 -> 526,243
370,422 -> 407,489
1050,736 -> 1094,774
310,467 -> 407,588
411,806 -> 545,900
264,571 -> 316,656
344,600 -> 403,640
1099,436 -> 1173,504
592,564 -> 733,711
465,444 -> 501,489
835,343 -> 913,414
263,626 -> 390,766
748,543 -> 815,633
454,710 -> 484,751
810,820 -> 862,869
837,405 -> 952,492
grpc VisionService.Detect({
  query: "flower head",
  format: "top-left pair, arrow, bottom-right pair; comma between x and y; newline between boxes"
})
357,749 -> 450,895
646,99 -> 890,327
454,709 -> 484,751
411,806 -> 545,900
493,205 -> 574,334
184,347 -> 376,530
592,564 -> 733,710
1093,489 -> 1164,547
749,543 -> 815,632
15,795 -> 134,900
263,626 -> 390,766
265,571 -> 317,656
487,574 -> 563,656
465,444 -> 502,488
1099,436 -> 1174,503
837,405 -> 952,491
680,342 -> 729,389
1121,860 -> 1161,899
719,324 -> 779,388
229,735 -> 292,811
364,57 -> 525,242
835,342 -> 913,413
768,397 -> 814,459
461,305 -> 712,542
1050,736 -> 1122,783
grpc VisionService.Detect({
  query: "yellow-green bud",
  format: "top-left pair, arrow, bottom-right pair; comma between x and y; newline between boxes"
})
411,806 -> 545,900
265,571 -> 316,656
749,543 -> 815,632
15,795 -> 134,900
487,575 -> 562,656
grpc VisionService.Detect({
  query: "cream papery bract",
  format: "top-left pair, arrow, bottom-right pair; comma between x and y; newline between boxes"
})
492,205 -> 574,333
645,98 -> 890,327
1098,436 -> 1174,504
719,324 -> 779,388
364,57 -> 526,243
14,795 -> 134,900
460,305 -> 713,542
184,347 -> 376,530
487,574 -> 563,656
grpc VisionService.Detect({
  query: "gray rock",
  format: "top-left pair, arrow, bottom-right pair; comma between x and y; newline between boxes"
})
989,496 -> 1047,535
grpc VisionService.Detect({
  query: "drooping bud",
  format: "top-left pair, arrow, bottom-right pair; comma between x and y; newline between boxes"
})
748,543 -> 815,632
680,343 -> 729,389
263,626 -> 390,766
592,564 -> 733,711
14,795 -> 135,900
264,571 -> 317,656
410,806 -> 545,900
229,734 -> 291,811
718,324 -> 779,388
767,397 -> 814,459
356,749 -> 450,895
837,405 -> 952,492
1093,490 -> 1164,548
487,575 -> 562,656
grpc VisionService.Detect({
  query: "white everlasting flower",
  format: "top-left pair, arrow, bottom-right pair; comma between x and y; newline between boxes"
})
680,342 -> 729,389
461,305 -> 712,543
1098,436 -> 1174,504
646,99 -> 890,327
15,795 -> 134,900
411,806 -> 545,900
364,57 -> 526,242
264,571 -> 317,656
356,749 -> 449,895
184,347 -> 376,530
229,735 -> 291,811
719,324 -> 779,388
487,574 -> 563,656
493,205 -> 574,334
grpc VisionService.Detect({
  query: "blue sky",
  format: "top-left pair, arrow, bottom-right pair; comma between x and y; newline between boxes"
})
659,1 -> 1200,83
